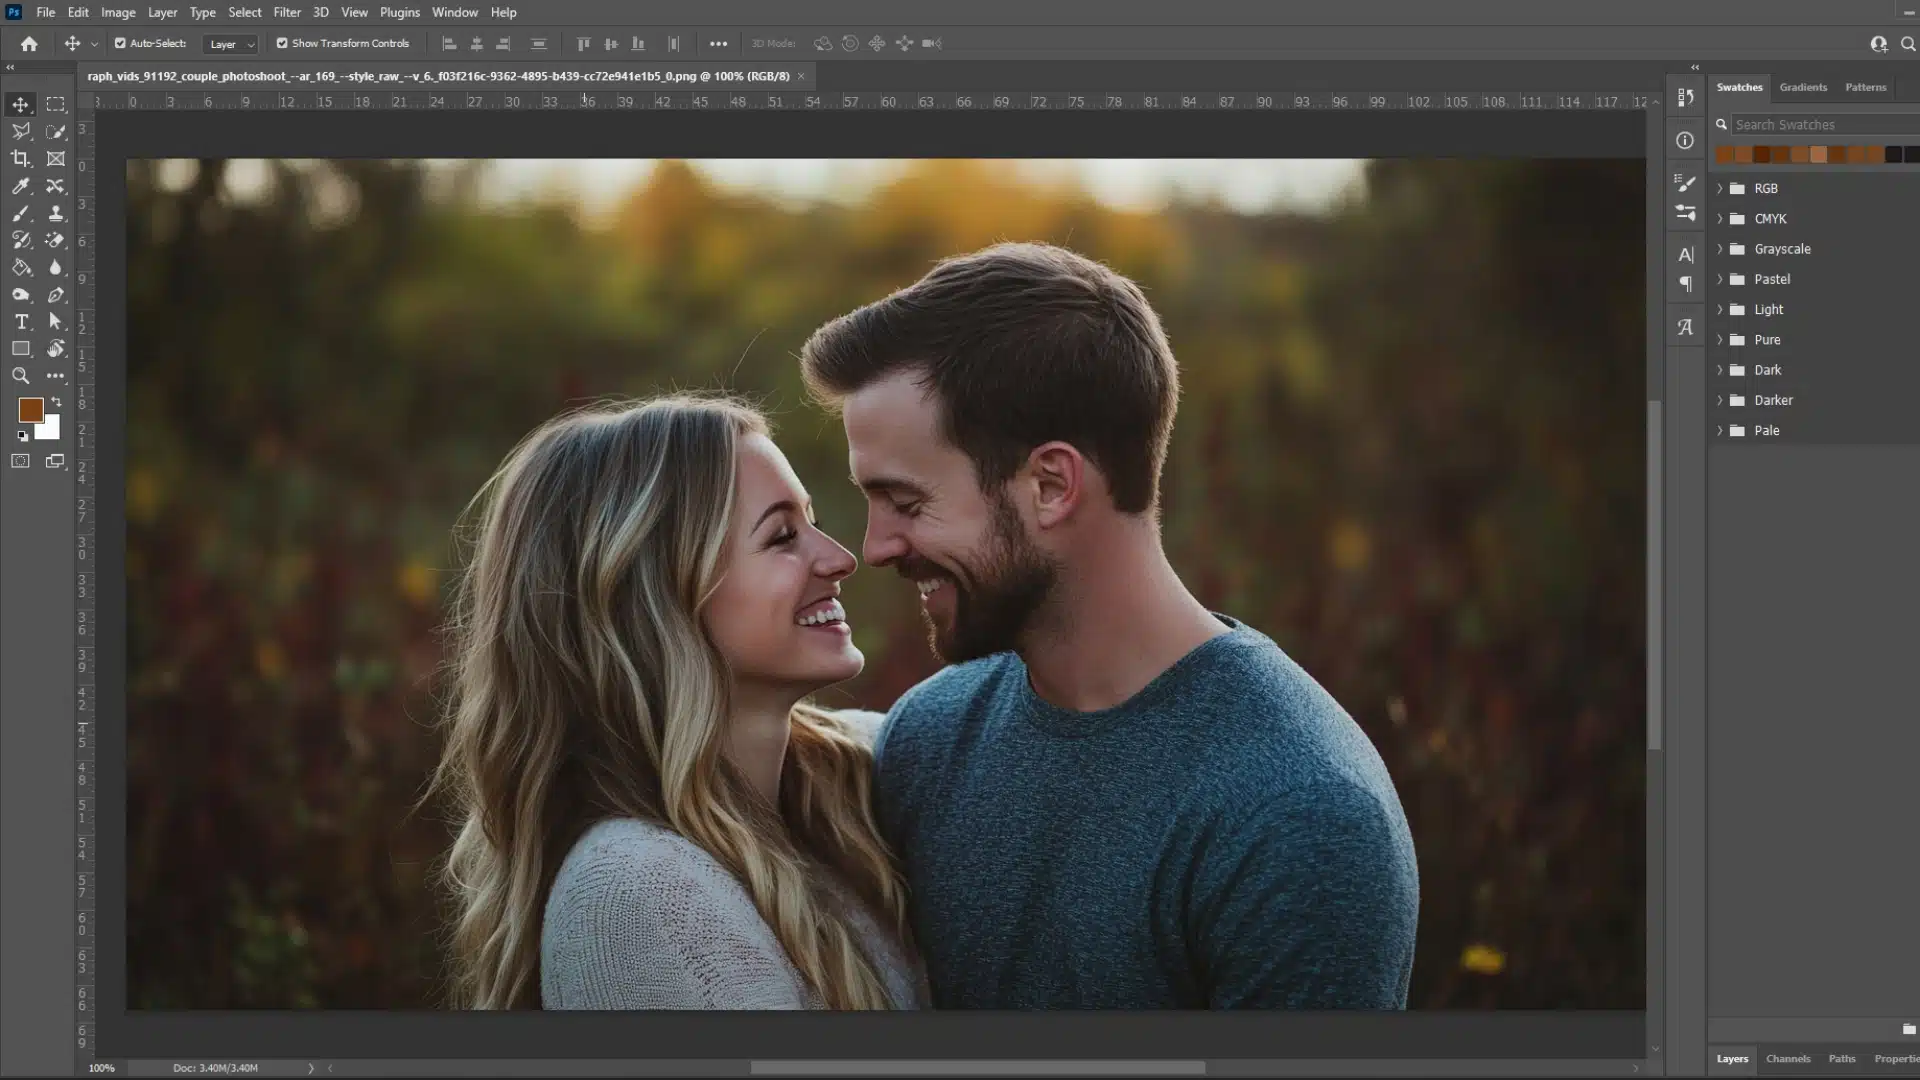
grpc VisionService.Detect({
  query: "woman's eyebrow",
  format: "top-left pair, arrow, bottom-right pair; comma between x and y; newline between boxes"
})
751,499 -> 798,532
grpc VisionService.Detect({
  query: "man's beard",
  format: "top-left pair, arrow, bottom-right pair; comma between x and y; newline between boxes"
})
915,496 -> 1059,664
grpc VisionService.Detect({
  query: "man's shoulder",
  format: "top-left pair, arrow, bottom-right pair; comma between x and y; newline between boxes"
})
872,653 -> 1022,775
1184,628 -> 1357,751
1181,625 -> 1407,828
885,653 -> 1020,726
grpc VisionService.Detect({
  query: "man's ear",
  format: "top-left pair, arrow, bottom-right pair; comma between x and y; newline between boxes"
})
1026,442 -> 1084,529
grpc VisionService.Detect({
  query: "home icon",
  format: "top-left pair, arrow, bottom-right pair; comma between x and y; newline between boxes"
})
19,35 -> 35,51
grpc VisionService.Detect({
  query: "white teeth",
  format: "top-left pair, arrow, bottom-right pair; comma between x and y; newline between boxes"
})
797,599 -> 846,627
917,579 -> 944,597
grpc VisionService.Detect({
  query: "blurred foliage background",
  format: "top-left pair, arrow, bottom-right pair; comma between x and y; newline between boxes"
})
125,157 -> 1645,1010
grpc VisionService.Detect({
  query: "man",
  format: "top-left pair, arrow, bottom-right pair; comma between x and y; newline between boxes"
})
800,242 -> 1418,1009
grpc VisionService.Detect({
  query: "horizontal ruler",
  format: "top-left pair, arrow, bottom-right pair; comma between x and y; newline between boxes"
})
87,89 -> 1656,111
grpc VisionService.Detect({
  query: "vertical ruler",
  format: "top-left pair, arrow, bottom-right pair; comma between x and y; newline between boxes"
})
73,87 -> 96,1076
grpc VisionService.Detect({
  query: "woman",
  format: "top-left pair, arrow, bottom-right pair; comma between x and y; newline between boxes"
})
430,394 -> 922,1010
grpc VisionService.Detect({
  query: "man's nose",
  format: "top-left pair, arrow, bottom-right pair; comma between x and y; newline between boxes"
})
863,520 -> 907,568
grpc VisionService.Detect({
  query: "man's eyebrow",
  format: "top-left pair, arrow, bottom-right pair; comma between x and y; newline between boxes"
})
854,475 -> 930,499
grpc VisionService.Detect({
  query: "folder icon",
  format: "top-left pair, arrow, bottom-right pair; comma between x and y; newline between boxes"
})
1729,182 -> 1746,194
1729,243 -> 1746,255
1728,213 -> 1746,225
1729,273 -> 1746,286
1729,364 -> 1746,376
1729,395 -> 1745,407
1905,1023 -> 1917,1035
1729,304 -> 1745,316
1729,334 -> 1746,346
1729,425 -> 1746,437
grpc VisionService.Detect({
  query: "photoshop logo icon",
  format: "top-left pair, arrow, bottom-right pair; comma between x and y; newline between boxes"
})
4,5 -> 20,19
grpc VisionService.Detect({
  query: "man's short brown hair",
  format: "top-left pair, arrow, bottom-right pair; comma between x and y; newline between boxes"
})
799,242 -> 1179,515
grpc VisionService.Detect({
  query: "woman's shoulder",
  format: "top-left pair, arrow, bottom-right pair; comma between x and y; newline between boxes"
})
550,818 -> 744,906
823,708 -> 889,747
541,818 -> 811,1009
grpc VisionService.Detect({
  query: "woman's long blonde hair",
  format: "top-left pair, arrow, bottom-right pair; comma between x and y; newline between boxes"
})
428,394 -> 909,1010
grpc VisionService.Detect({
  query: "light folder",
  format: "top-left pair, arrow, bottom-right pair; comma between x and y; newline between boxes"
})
1730,364 -> 1747,376
1728,213 -> 1746,225
1730,425 -> 1747,437
1729,304 -> 1746,316
1729,243 -> 1746,255
1730,334 -> 1746,346
1729,182 -> 1747,194
1729,273 -> 1746,285
1729,394 -> 1746,407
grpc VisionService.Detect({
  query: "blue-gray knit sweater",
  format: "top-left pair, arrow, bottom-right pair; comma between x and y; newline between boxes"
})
872,615 -> 1419,1009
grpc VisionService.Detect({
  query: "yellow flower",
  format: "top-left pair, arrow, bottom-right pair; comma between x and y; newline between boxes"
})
397,560 -> 436,607
1328,518 -> 1372,573
1460,943 -> 1506,975
255,641 -> 287,681
128,468 -> 162,523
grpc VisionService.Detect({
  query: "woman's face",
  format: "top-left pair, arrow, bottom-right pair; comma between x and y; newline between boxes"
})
704,433 -> 864,699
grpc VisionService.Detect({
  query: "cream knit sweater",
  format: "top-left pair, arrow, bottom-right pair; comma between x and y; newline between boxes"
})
538,714 -> 924,1009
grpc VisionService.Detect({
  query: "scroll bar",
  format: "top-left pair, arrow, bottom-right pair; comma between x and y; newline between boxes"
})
753,1065 -> 1205,1076
1648,401 -> 1663,751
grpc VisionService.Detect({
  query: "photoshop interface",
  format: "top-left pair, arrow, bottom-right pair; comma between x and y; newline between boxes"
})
0,1 -> 1912,1077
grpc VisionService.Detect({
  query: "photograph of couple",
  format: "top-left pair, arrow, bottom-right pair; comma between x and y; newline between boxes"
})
124,157 -> 1646,1015
440,242 -> 1419,1011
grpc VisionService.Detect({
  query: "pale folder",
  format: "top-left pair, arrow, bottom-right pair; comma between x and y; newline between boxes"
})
1729,425 -> 1747,437
1729,182 -> 1746,194
1728,213 -> 1745,225
1730,334 -> 1746,346
1729,273 -> 1746,285
1729,243 -> 1746,255
1729,304 -> 1745,316
1729,395 -> 1746,407
1729,364 -> 1746,376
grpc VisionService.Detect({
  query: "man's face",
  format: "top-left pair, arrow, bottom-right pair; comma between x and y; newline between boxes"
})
841,371 -> 1059,663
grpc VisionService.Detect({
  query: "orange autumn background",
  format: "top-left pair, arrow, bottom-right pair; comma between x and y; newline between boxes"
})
125,158 -> 1646,1010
